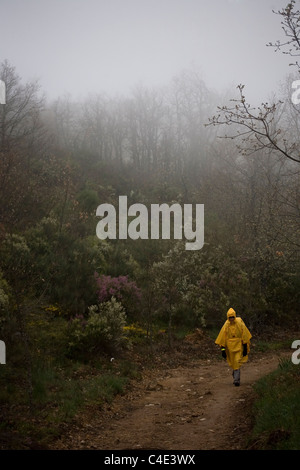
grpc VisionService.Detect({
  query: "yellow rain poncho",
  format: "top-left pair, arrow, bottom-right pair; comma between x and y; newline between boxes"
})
215,308 -> 252,370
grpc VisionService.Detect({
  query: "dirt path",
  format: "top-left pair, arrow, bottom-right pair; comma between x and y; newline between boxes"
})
50,348 -> 290,451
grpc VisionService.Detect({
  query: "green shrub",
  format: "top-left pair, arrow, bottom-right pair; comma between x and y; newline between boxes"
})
67,297 -> 127,357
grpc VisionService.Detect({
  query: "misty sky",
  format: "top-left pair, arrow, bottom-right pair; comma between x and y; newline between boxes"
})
0,0 -> 295,104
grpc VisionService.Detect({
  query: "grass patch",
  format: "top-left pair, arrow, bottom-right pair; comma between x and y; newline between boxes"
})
31,363 -> 130,419
253,339 -> 291,353
0,350 -> 138,447
249,358 -> 300,450
0,307 -> 146,448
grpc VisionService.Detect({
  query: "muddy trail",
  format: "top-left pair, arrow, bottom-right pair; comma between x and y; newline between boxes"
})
49,337 -> 291,451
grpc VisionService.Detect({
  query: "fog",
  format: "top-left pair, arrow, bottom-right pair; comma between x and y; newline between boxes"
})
1,2 -> 300,447
0,0 -> 294,104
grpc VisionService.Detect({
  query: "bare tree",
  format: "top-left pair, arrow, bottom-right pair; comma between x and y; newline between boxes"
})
0,61 -> 55,229
0,60 -> 45,155
267,0 -> 300,72
207,84 -> 300,164
206,2 -> 300,165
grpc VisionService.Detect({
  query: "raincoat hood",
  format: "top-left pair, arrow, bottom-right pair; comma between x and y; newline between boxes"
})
227,308 -> 236,319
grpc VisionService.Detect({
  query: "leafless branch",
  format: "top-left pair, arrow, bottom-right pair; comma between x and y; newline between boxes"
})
206,84 -> 300,164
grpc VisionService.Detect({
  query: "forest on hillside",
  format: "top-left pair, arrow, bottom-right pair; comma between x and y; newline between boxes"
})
1,59 -> 298,333
0,2 -> 300,446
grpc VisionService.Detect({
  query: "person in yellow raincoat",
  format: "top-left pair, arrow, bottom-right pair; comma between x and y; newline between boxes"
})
215,308 -> 252,386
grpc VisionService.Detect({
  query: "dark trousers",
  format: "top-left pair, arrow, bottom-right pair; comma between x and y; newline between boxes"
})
233,369 -> 240,385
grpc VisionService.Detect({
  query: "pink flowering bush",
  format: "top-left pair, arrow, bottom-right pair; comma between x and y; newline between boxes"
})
94,272 -> 142,319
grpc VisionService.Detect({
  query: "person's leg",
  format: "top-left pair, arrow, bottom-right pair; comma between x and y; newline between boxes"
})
233,369 -> 240,386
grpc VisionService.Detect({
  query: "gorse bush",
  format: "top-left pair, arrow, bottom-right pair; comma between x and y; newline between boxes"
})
67,297 -> 127,356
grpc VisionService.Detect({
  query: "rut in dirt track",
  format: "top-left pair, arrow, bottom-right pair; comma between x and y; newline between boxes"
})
51,348 -> 289,451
